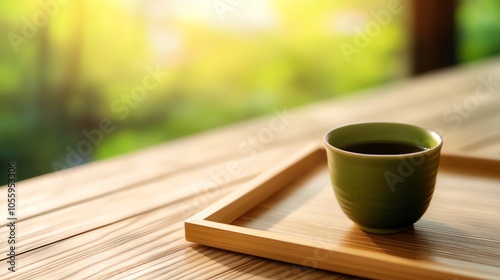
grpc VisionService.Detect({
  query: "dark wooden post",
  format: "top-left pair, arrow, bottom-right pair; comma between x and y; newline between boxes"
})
410,0 -> 458,75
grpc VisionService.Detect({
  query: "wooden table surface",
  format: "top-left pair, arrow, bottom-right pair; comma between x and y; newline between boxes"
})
1,58 -> 500,279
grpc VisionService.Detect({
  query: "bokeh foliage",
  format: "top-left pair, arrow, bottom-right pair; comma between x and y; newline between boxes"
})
1,0 -> 498,181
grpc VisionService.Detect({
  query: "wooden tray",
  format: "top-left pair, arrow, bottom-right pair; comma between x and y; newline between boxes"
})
185,144 -> 500,280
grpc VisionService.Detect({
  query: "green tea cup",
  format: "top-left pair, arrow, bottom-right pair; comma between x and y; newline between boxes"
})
324,122 -> 442,234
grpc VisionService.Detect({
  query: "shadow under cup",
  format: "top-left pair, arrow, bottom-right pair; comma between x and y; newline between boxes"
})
324,122 -> 443,234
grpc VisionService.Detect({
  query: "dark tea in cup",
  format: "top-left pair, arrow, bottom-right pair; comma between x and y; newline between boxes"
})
341,141 -> 428,155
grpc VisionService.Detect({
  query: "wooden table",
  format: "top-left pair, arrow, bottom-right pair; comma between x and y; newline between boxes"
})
2,58 -> 500,279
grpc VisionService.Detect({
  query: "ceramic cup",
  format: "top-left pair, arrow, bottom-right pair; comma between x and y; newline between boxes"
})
324,122 -> 442,234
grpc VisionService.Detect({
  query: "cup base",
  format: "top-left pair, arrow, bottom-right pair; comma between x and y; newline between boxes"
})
356,224 -> 413,234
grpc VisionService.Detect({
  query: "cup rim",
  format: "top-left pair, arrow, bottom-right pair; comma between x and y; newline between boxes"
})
323,122 -> 443,158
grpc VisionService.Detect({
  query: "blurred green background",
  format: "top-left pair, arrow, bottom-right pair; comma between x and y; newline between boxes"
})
1,0 -> 500,181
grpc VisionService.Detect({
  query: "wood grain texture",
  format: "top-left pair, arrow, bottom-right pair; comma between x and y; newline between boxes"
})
1,57 -> 500,279
0,178 -> 355,280
0,142 -> 307,257
187,147 -> 500,279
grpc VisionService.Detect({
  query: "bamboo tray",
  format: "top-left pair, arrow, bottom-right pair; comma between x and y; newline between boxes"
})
185,144 -> 500,280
